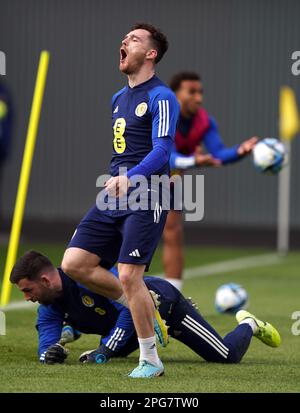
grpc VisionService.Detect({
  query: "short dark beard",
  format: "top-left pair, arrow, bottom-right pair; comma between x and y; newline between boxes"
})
39,288 -> 63,306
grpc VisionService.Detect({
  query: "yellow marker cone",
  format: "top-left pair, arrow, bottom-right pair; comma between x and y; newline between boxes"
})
279,86 -> 299,141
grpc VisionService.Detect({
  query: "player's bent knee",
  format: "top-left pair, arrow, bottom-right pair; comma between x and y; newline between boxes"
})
223,348 -> 242,364
118,271 -> 134,288
205,353 -> 241,364
61,257 -> 87,282
119,270 -> 144,294
227,351 -> 242,364
61,259 -> 79,280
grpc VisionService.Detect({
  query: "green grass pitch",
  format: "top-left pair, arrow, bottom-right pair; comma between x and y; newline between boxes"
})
1,244 -> 300,393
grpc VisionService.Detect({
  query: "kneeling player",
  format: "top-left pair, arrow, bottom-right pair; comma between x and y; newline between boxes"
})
10,251 -> 281,372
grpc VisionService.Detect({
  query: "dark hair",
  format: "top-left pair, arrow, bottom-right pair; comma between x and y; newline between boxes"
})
169,71 -> 202,92
10,250 -> 54,284
131,22 -> 168,64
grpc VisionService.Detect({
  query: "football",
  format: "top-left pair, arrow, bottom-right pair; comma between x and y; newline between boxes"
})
215,283 -> 249,314
252,138 -> 287,174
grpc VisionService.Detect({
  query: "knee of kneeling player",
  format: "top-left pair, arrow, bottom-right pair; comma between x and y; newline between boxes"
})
225,349 -> 242,364
206,348 -> 241,364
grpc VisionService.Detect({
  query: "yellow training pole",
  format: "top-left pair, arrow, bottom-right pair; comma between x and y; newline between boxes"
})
0,51 -> 50,306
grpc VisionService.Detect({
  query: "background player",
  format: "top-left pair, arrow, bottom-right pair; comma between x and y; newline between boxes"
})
61,23 -> 180,377
163,72 -> 258,291
10,251 -> 281,366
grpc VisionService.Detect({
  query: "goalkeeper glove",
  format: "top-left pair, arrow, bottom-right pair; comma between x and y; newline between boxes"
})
79,344 -> 114,364
44,343 -> 68,364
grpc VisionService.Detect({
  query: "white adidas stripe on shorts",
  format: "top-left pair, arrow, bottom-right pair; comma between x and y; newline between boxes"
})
181,314 -> 229,359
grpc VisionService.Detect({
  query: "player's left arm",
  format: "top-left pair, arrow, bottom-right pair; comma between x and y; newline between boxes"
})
127,90 -> 180,178
89,267 -> 135,359
105,89 -> 179,196
203,117 -> 258,164
99,303 -> 136,352
79,305 -> 136,363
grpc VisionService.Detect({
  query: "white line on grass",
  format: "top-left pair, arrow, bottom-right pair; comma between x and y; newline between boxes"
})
1,252 -> 281,312
1,301 -> 37,312
183,253 -> 282,279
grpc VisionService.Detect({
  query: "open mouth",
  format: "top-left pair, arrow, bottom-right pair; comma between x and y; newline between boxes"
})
120,48 -> 127,62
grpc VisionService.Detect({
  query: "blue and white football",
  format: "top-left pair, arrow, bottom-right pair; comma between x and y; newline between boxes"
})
253,138 -> 287,174
215,283 -> 249,314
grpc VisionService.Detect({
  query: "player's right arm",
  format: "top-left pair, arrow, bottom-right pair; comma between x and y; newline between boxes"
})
36,304 -> 67,363
203,117 -> 257,164
79,303 -> 136,363
106,88 -> 180,196
126,87 -> 180,179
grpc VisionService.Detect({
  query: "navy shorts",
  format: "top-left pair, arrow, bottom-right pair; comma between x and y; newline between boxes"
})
68,205 -> 168,271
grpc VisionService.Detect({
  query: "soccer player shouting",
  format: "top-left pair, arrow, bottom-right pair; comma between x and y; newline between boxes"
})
61,23 -> 180,378
163,72 -> 258,291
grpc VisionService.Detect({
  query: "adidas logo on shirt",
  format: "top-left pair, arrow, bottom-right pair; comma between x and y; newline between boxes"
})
129,249 -> 141,257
